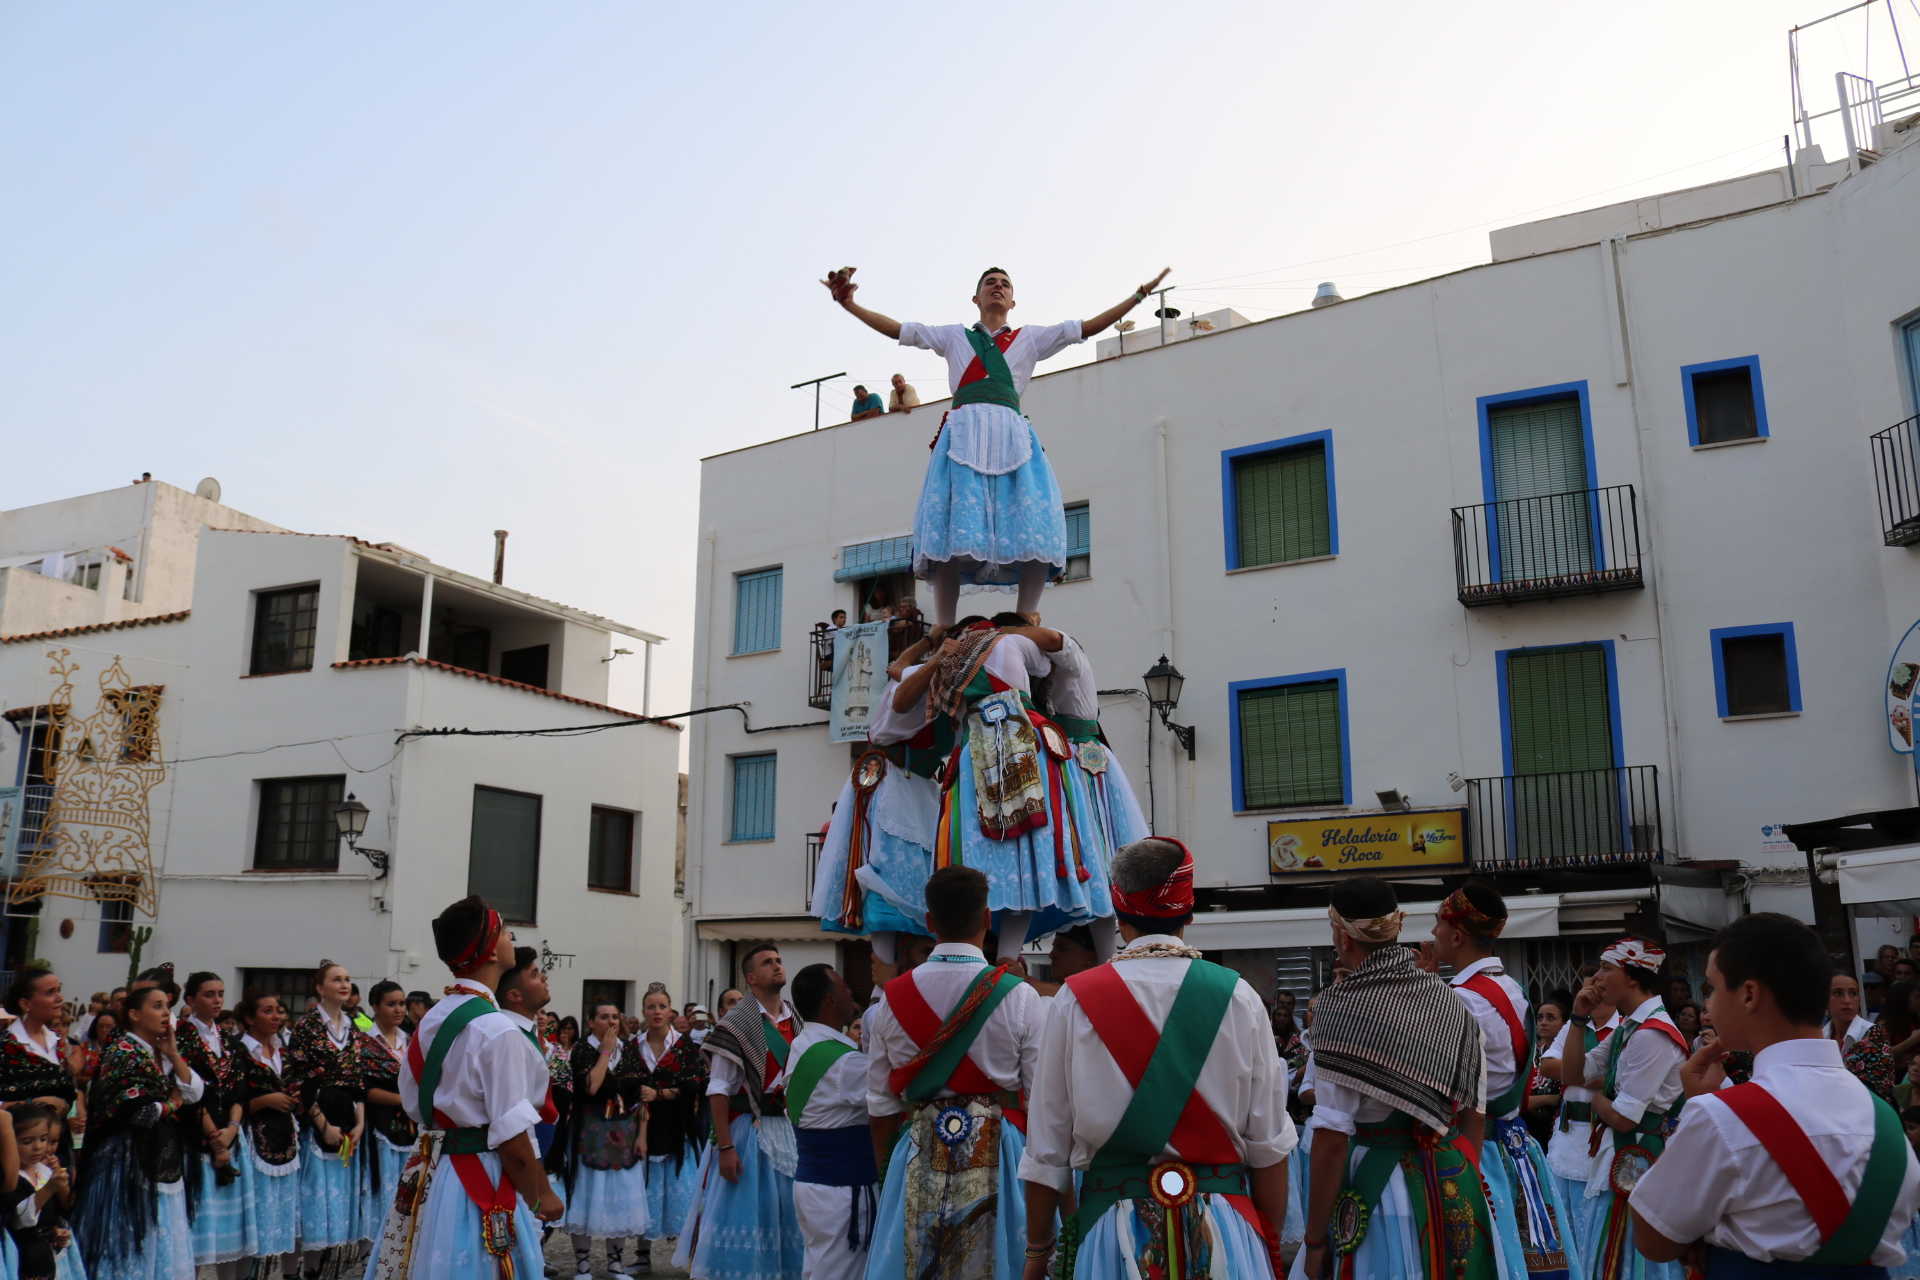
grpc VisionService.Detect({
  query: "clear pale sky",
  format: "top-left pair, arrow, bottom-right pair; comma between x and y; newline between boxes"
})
0,0 -> 1889,721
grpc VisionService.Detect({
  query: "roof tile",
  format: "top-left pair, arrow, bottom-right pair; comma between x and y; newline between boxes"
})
0,611 -> 192,646
330,656 -> 677,728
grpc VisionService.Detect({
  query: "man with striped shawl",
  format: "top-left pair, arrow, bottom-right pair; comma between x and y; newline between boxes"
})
1297,878 -> 1495,1280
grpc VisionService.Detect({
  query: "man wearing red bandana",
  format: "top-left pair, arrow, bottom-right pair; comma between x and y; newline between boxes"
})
365,896 -> 562,1279
1020,837 -> 1296,1279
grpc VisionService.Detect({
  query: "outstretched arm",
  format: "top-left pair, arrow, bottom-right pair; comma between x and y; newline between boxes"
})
822,267 -> 903,340
1081,268 -> 1170,338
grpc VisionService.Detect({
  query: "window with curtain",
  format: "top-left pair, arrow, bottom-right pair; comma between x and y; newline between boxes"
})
730,753 -> 777,842
732,568 -> 783,655
469,786 -> 542,924
1236,678 -> 1344,808
1232,441 -> 1332,568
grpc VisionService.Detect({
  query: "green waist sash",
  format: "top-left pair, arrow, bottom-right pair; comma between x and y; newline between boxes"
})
883,742 -> 945,781
950,379 -> 1022,412
1053,714 -> 1102,743
441,1127 -> 489,1156
1078,1158 -> 1248,1233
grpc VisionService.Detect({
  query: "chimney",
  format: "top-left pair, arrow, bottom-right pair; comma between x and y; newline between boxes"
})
492,530 -> 508,585
1311,282 -> 1345,309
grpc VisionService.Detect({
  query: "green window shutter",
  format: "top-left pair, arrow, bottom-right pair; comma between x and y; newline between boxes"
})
1487,397 -> 1592,580
1238,680 -> 1343,807
1507,646 -> 1613,774
1234,443 -> 1330,568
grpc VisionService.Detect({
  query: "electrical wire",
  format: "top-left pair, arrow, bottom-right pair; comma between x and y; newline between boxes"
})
395,702 -> 827,743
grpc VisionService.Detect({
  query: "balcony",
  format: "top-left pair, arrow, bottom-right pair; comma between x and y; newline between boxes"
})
806,617 -> 930,713
1464,765 -> 1664,871
1451,485 -> 1644,606
1871,416 -> 1920,547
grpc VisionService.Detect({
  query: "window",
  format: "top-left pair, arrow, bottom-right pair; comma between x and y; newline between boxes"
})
581,979 -> 631,1017
500,645 -> 550,688
732,568 -> 783,655
1711,623 -> 1801,717
835,536 -> 914,583
250,585 -> 320,675
588,806 -> 637,892
239,967 -> 319,1020
729,753 -> 777,842
469,786 -> 542,924
1064,503 -> 1091,581
253,776 -> 345,871
1223,432 -> 1337,570
98,897 -> 133,954
1682,357 -> 1768,446
1230,671 -> 1349,810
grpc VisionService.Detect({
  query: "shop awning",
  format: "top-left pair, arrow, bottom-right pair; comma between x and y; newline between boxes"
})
1183,888 -> 1652,952
1834,844 -> 1920,915
695,916 -> 843,943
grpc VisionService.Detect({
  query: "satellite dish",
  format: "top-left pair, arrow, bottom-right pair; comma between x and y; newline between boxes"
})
195,477 -> 223,503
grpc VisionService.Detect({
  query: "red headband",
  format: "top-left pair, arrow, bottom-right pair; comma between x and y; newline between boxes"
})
1437,888 -> 1507,939
449,908 -> 503,976
1111,839 -> 1196,919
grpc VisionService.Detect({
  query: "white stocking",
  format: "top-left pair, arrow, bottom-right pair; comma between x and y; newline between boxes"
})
995,913 -> 1031,962
1092,915 -> 1120,962
930,562 -> 961,628
1015,562 -> 1049,618
870,930 -> 898,965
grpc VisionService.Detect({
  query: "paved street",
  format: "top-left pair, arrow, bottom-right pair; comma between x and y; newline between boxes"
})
538,1235 -> 690,1279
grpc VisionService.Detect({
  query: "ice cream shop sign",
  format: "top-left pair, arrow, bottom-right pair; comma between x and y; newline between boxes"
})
1268,809 -> 1468,876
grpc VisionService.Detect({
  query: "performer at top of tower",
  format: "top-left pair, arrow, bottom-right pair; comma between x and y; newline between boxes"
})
822,263 -> 1169,626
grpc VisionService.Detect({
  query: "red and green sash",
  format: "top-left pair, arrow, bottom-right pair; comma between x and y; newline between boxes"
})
405,996 -> 518,1275
951,326 -> 1022,412
1459,974 -> 1533,1118
762,1016 -> 795,1091
1592,1013 -> 1690,1280
885,963 -> 1026,1130
1716,1082 -> 1907,1265
1067,960 -> 1270,1256
785,1039 -> 857,1125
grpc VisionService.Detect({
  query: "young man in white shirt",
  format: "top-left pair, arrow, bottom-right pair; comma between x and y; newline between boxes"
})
1631,912 -> 1920,1276
778,965 -> 874,1280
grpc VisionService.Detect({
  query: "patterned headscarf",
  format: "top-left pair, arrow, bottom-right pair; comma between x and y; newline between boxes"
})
1328,905 -> 1406,944
1111,838 -> 1196,919
1601,936 -> 1666,972
1437,887 -> 1507,938
928,623 -> 1002,721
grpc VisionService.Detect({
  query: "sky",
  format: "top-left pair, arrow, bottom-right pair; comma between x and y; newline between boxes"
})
0,0 -> 1900,724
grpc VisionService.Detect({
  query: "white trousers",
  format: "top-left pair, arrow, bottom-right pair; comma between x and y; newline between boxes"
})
793,1179 -> 870,1280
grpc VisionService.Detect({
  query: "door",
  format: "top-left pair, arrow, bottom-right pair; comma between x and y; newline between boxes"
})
1506,645 -> 1620,864
1488,395 -> 1593,582
1905,318 -> 1920,414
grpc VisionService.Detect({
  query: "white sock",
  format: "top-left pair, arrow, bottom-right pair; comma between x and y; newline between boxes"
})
870,931 -> 898,965
995,913 -> 1031,961
1092,915 -> 1120,961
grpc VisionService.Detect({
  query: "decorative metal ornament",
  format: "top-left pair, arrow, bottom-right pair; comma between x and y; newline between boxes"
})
1147,1160 -> 1199,1210
1609,1144 -> 1655,1196
1073,740 -> 1110,775
853,750 -> 888,793
1329,1188 -> 1371,1254
1038,722 -> 1070,760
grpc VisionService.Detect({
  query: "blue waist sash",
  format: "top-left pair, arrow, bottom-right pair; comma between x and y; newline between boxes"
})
794,1124 -> 878,1187
1705,1246 -> 1887,1279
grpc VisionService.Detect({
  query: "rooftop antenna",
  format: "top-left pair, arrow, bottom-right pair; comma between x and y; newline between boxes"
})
791,371 -> 848,431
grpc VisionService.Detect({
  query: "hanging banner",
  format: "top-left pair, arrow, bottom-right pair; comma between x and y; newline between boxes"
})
828,621 -> 888,743
1269,808 -> 1468,875
0,787 -> 21,879
1887,618 -> 1920,754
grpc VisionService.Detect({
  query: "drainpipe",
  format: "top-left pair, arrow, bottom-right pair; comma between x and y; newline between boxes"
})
492,530 -> 508,585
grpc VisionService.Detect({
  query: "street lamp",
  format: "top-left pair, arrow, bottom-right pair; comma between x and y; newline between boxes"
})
1143,655 -> 1196,760
334,792 -> 390,879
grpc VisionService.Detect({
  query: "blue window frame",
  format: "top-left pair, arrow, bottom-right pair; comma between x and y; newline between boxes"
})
1710,623 -> 1801,717
1228,669 -> 1350,811
731,567 -> 783,655
1681,356 -> 1769,447
1220,431 -> 1338,571
1064,503 -> 1091,580
729,752 -> 777,842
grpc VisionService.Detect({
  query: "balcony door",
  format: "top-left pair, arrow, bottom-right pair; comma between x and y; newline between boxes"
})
1506,644 -> 1620,863
1488,395 -> 1594,582
1905,317 -> 1920,413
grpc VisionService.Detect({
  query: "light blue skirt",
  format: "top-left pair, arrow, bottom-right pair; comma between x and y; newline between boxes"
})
674,1112 -> 803,1279
562,1162 -> 651,1239
0,1218 -> 91,1280
88,1180 -> 193,1280
948,740 -> 1112,939
1078,1192 -> 1274,1279
298,1129 -> 368,1247
362,1152 -> 544,1280
1576,1187 -> 1682,1280
1285,1144 -> 1435,1280
914,406 -> 1066,586
864,1116 -> 1028,1280
1483,1120 -> 1586,1280
363,1133 -> 412,1240
1281,1125 -> 1311,1246
1890,1212 -> 1920,1278
189,1138 -> 257,1264
814,775 -> 935,939
243,1142 -> 302,1257
644,1151 -> 701,1240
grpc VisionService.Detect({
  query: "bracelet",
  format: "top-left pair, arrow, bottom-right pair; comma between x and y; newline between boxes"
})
716,1143 -> 735,1152
1024,1242 -> 1055,1259
1133,287 -> 1148,302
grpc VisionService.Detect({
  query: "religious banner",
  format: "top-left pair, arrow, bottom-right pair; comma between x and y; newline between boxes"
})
1887,617 -> 1920,753
827,621 -> 888,743
1268,807 -> 1468,875
0,786 -> 22,879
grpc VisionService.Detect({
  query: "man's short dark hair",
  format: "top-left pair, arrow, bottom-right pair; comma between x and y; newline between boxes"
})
741,942 -> 780,978
432,895 -> 492,967
496,946 -> 539,1004
831,609 -> 846,621
1453,880 -> 1508,945
926,866 -> 989,939
854,385 -> 868,396
1710,911 -> 1829,1026
989,611 -> 1029,629
1053,925 -> 1096,955
407,990 -> 431,1007
1329,876 -> 1398,922
976,267 -> 1011,293
791,964 -> 838,1022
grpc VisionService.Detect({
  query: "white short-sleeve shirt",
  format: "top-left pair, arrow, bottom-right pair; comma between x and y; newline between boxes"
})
898,322 -> 1085,396
401,980 -> 548,1149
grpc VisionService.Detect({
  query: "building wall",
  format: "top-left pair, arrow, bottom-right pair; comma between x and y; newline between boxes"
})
685,140 -> 1920,993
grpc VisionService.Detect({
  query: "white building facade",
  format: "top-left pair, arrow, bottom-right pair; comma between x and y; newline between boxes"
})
684,130 -> 1920,1005
0,482 -> 683,1016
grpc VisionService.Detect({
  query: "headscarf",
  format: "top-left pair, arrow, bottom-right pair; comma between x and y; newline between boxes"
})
1111,838 -> 1196,919
1600,937 -> 1665,972
928,624 -> 1002,721
448,907 -> 503,977
1328,904 -> 1406,945
1436,887 -> 1507,939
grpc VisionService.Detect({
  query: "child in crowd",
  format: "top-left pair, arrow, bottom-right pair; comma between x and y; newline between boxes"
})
7,1102 -> 75,1280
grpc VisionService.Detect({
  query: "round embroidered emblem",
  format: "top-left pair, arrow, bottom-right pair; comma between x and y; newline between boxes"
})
934,1105 -> 974,1148
1039,723 -> 1070,759
1147,1161 -> 1198,1209
1329,1189 -> 1370,1255
1609,1144 -> 1654,1196
1074,741 -> 1110,775
853,750 -> 887,793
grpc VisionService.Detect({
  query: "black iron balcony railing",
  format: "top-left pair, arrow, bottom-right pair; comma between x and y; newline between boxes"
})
804,831 -> 825,908
1464,764 -> 1663,871
1871,416 -> 1920,547
808,617 -> 932,714
1451,485 -> 1645,606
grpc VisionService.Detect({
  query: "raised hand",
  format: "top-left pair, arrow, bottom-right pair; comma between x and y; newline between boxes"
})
1139,267 -> 1171,297
821,266 -> 858,305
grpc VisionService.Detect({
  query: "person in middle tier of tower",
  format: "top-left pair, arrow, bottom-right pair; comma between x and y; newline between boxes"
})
811,633 -> 948,973
1429,882 -> 1585,1280
891,617 -> 1113,961
865,864 -> 1045,1280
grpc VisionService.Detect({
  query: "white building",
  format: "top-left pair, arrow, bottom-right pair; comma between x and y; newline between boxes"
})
0,480 -> 684,1017
684,103 -> 1920,1005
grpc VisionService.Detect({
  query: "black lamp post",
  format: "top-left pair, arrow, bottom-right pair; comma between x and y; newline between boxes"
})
334,792 -> 390,879
1143,655 -> 1196,760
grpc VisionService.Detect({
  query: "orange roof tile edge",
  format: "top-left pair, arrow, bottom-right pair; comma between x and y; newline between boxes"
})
331,656 -> 678,728
0,611 -> 192,645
